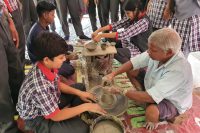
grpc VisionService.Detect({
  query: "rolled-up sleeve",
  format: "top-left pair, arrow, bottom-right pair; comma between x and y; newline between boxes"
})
130,52 -> 149,70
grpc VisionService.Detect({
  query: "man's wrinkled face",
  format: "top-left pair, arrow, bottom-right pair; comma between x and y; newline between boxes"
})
147,42 -> 167,61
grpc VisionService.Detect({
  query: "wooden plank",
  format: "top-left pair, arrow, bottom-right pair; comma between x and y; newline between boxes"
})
82,45 -> 117,56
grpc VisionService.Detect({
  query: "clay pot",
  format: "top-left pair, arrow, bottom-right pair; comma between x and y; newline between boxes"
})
90,115 -> 125,133
101,43 -> 107,50
85,41 -> 97,51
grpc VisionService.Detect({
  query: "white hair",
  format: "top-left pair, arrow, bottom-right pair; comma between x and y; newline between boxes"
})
148,28 -> 182,54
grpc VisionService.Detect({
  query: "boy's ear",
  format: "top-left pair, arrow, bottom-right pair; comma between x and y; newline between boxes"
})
43,57 -> 51,65
43,12 -> 48,19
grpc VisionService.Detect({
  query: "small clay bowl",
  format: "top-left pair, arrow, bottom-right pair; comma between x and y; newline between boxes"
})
101,43 -> 107,50
85,43 -> 97,51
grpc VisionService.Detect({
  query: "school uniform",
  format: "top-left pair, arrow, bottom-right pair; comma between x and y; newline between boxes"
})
109,15 -> 153,63
0,1 -> 24,132
147,0 -> 170,30
171,0 -> 200,56
27,21 -> 74,80
16,62 -> 89,133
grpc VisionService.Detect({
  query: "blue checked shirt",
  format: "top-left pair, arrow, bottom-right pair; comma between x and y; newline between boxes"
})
16,62 -> 61,120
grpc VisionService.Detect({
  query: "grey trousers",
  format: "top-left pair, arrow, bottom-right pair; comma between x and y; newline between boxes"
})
99,0 -> 120,26
114,48 -> 131,64
11,8 -> 26,64
55,0 -> 85,37
21,0 -> 38,38
0,15 -> 24,132
25,83 -> 89,133
0,121 -> 19,133
88,0 -> 103,31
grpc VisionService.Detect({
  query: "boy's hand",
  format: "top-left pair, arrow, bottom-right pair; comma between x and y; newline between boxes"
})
85,103 -> 107,115
93,34 -> 102,42
79,92 -> 97,103
66,52 -> 78,60
91,30 -> 98,39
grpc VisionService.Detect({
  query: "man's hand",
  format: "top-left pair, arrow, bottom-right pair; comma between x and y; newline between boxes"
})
103,85 -> 122,94
84,103 -> 107,115
102,73 -> 115,86
145,121 -> 168,130
79,91 -> 97,103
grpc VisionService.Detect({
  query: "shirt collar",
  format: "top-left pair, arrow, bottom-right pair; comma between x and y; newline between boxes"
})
157,51 -> 182,70
37,62 -> 58,82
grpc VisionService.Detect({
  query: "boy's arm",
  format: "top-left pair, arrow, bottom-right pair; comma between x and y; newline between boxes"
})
3,8 -> 19,48
59,82 -> 82,96
49,103 -> 106,121
92,25 -> 110,39
59,82 -> 95,103
93,32 -> 117,42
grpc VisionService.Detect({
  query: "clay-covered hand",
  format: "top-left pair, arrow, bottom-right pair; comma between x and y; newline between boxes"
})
85,103 -> 107,115
103,85 -> 122,94
79,91 -> 97,103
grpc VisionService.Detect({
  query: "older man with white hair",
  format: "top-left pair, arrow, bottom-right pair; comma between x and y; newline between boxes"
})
103,28 -> 193,129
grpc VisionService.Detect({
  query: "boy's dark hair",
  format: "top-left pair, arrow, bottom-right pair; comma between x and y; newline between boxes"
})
36,1 -> 56,17
124,0 -> 147,19
33,32 -> 68,61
